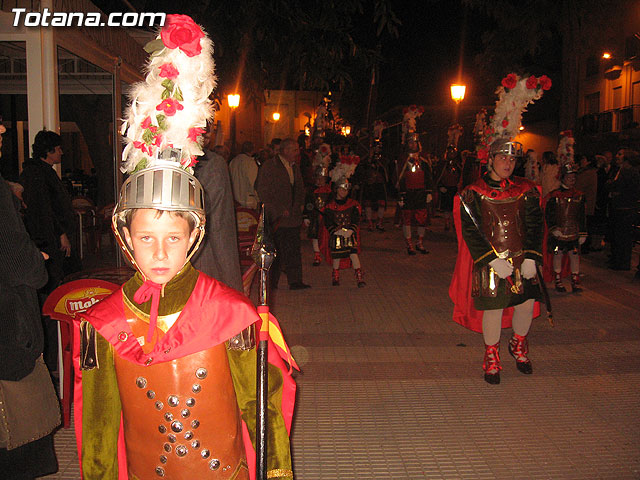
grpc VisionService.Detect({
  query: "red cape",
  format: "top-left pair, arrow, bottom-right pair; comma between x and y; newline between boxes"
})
449,190 -> 541,333
73,272 -> 297,480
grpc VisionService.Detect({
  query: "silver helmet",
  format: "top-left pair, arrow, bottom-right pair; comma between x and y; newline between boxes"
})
490,137 -> 524,157
112,159 -> 206,270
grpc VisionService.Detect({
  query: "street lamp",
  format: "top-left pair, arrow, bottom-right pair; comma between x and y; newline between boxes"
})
227,94 -> 240,155
450,83 -> 466,123
272,112 -> 280,122
450,84 -> 466,104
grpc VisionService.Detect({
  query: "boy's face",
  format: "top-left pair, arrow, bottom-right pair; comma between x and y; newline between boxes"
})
336,186 -> 349,199
123,209 -> 198,285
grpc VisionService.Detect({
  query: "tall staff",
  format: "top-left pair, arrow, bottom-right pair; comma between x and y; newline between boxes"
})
251,204 -> 276,480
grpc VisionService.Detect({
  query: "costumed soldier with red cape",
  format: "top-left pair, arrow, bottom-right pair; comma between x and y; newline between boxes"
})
450,73 -> 551,384
73,15 -> 296,479
320,155 -> 366,287
396,133 -> 434,255
543,162 -> 587,293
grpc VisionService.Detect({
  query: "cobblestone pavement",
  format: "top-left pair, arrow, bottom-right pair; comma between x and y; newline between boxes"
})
41,212 -> 640,479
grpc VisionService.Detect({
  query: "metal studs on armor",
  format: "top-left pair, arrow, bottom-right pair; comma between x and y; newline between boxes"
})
186,397 -> 196,407
200,449 -> 210,459
163,443 -> 172,453
155,466 -> 165,477
155,401 -> 164,410
209,459 -> 221,470
191,439 -> 200,449
191,419 -> 200,429
164,412 -> 174,422
167,395 -> 179,407
192,384 -> 201,394
147,390 -> 156,399
159,455 -> 167,464
195,368 -> 208,379
171,421 -> 184,433
158,425 -> 167,434
136,377 -> 147,388
180,408 -> 190,418
184,431 -> 193,440
175,445 -> 188,457
168,434 -> 177,443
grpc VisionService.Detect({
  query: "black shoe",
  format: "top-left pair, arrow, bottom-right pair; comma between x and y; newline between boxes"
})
484,372 -> 500,384
375,224 -> 385,232
289,282 -> 311,290
416,245 -> 429,254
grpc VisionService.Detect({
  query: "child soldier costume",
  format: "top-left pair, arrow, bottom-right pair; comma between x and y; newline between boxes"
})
543,163 -> 587,292
396,133 -> 434,255
305,144 -> 333,266
321,155 -> 365,287
74,15 -> 295,479
450,73 -> 551,384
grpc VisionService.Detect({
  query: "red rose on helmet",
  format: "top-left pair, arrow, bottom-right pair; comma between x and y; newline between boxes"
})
156,98 -> 184,116
502,119 -> 509,128
538,75 -> 552,90
159,62 -> 179,79
526,75 -> 538,89
501,73 -> 517,89
477,148 -> 488,161
161,14 -> 205,57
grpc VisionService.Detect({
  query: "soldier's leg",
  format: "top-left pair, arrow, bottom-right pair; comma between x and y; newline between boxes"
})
509,299 -> 534,374
482,309 -> 503,384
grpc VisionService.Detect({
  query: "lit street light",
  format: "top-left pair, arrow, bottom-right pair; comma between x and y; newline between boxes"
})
272,112 -> 280,122
227,93 -> 240,155
450,83 -> 466,123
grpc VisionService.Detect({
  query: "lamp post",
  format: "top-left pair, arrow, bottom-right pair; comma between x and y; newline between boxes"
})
228,93 -> 240,156
450,84 -> 466,123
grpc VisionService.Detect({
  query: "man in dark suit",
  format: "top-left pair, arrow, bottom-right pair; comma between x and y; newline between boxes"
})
256,138 -> 310,290
191,127 -> 244,292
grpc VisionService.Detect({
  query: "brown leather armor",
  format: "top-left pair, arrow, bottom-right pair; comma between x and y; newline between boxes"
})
114,304 -> 249,480
479,193 -> 525,267
553,195 -> 582,241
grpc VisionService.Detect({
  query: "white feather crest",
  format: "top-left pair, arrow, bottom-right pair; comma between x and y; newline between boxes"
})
490,75 -> 544,142
121,17 -> 216,174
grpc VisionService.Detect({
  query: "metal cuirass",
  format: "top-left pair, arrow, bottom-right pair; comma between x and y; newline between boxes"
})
314,191 -> 330,211
554,196 -> 582,241
113,304 -> 249,480
479,193 -> 525,265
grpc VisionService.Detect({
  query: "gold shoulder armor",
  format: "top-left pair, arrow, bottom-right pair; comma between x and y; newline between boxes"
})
226,324 -> 256,351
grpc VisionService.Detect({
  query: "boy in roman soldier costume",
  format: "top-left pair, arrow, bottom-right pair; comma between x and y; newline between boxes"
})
362,124 -> 388,232
396,133 -> 434,254
450,73 -> 551,384
321,156 -> 365,287
543,163 -> 587,293
74,15 -> 295,479
304,165 -> 332,266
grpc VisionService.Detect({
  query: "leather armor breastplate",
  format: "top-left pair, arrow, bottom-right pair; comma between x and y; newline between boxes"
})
114,303 -> 248,480
479,193 -> 525,265
554,196 -> 581,241
314,191 -> 330,211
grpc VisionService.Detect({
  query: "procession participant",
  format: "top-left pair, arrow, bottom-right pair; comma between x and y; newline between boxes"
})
396,133 -> 433,254
450,73 -> 550,384
304,165 -> 332,266
321,155 -> 365,287
436,145 -> 462,231
543,163 -> 587,293
74,15 -> 295,479
361,138 -> 387,232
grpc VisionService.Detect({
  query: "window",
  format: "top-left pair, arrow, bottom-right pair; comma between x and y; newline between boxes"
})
585,55 -> 599,77
585,92 -> 600,114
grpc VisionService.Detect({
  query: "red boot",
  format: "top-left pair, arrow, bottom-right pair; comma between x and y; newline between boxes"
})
406,238 -> 416,255
355,268 -> 366,287
483,343 -> 501,384
416,236 -> 429,254
571,273 -> 582,293
332,269 -> 340,286
508,333 -> 533,374
312,251 -> 322,266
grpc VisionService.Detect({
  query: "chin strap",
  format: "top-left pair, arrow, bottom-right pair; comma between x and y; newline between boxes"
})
133,279 -> 164,344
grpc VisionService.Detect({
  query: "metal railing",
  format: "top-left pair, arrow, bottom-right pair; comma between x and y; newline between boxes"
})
579,105 -> 640,135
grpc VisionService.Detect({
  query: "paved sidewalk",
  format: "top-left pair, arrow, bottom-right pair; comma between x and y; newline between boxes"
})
42,214 -> 640,479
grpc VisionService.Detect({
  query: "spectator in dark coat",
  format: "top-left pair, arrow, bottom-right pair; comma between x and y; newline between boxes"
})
0,124 -> 60,478
606,149 -> 640,270
19,130 -> 79,292
191,128 -> 244,293
256,138 -> 310,290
